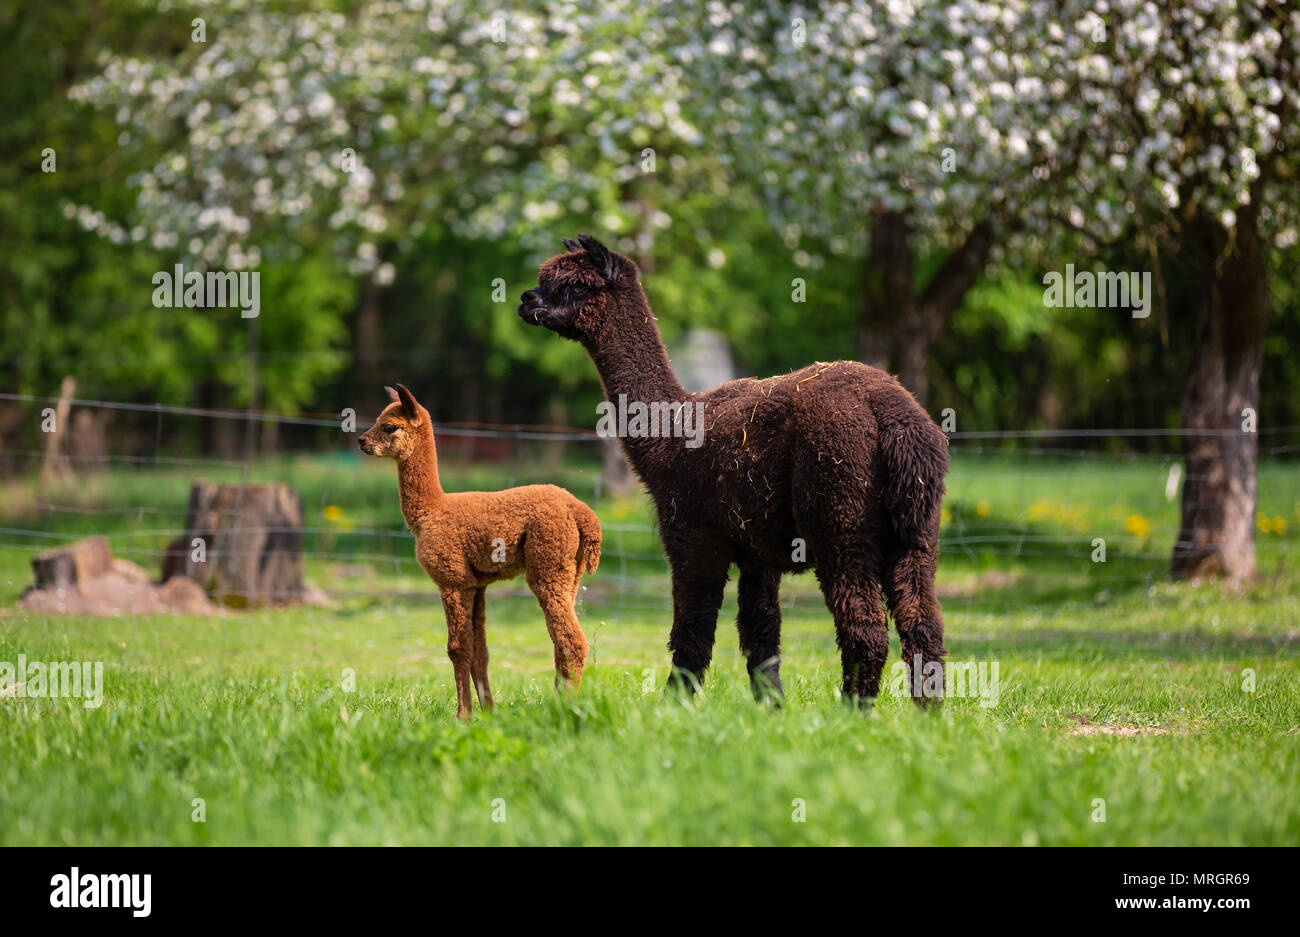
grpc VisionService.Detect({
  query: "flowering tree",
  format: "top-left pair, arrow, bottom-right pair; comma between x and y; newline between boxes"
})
70,0 -> 706,268
68,0 -> 716,401
683,1 -> 1092,403
1052,0 -> 1298,581
688,0 -> 1298,581
72,0 -> 1298,579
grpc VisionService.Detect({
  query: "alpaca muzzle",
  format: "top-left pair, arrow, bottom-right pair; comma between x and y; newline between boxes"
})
518,289 -> 564,328
517,290 -> 543,319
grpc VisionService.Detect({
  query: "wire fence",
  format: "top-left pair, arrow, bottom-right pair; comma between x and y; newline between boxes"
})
1,392 -> 1296,621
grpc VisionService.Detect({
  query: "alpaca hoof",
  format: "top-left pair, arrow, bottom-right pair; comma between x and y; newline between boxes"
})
664,667 -> 704,698
843,692 -> 876,712
749,673 -> 785,707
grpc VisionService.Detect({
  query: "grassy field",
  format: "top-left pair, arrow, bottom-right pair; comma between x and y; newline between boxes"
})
1,450 -> 1298,845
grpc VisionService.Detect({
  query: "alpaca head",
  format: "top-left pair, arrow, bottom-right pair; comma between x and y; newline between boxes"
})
358,384 -> 430,461
518,233 -> 641,344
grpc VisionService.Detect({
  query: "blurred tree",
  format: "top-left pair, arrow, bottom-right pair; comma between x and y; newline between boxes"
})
61,2 -> 693,404
36,0 -> 1300,593
0,0 -> 356,458
64,0 -> 861,425
1039,0 -> 1298,582
681,1 -> 1087,404
687,0 -> 1299,583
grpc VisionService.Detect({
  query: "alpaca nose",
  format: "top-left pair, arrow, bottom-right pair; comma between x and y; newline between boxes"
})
357,438 -> 369,452
521,289 -> 538,304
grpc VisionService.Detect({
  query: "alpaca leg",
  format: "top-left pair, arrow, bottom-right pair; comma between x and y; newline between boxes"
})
528,567 -> 588,691
470,587 -> 493,711
548,601 -> 588,690
884,543 -> 947,707
817,556 -> 889,708
571,566 -> 584,609
565,571 -> 588,684
441,588 -> 477,719
736,564 -> 783,703
552,601 -> 589,690
666,568 -> 727,694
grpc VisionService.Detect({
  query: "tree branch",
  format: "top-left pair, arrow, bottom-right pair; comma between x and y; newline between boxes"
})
916,219 -> 995,341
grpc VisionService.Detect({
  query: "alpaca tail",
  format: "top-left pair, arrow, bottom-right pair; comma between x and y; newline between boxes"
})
573,501 -> 602,575
877,392 -> 950,703
879,408 -> 950,547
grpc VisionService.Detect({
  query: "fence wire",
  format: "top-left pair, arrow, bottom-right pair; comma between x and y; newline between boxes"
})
1,393 -> 1295,620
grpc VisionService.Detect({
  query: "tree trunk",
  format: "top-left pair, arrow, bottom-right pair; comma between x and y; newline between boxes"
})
164,481 -> 306,606
893,307 -> 932,404
37,375 -> 76,499
1171,208 -> 1269,582
351,273 -> 384,403
68,408 -> 111,473
858,212 -> 993,407
858,208 -> 913,376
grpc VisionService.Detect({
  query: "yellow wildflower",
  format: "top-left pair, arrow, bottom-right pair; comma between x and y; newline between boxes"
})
1125,514 -> 1151,540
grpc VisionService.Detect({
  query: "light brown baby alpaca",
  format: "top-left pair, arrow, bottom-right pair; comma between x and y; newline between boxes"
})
358,384 -> 600,719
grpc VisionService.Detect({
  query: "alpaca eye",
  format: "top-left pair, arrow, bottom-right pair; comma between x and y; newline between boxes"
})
382,424 -> 399,435
566,286 -> 589,303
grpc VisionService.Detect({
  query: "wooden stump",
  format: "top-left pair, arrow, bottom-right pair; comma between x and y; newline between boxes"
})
165,482 -> 305,607
32,536 -> 113,592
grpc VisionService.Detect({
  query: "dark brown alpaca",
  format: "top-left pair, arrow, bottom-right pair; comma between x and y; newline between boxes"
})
519,234 -> 949,706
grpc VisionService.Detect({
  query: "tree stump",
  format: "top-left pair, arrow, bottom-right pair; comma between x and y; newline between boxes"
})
32,536 -> 113,592
164,482 -> 305,607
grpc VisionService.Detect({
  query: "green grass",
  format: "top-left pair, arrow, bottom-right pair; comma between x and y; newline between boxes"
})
1,452 -> 1297,845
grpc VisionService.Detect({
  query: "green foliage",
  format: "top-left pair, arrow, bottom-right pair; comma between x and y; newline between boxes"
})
3,0 -> 1299,440
0,0 -> 355,420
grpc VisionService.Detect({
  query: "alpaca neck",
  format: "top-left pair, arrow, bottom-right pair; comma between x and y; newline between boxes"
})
587,298 -> 690,485
396,430 -> 444,532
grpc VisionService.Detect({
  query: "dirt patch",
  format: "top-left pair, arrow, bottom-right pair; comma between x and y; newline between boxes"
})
937,569 -> 1021,599
1068,716 -> 1185,737
1069,724 -> 1175,737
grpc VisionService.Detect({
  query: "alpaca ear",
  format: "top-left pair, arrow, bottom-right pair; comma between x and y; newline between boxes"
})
561,237 -> 582,252
577,233 -> 619,281
384,385 -> 400,404
394,384 -> 422,422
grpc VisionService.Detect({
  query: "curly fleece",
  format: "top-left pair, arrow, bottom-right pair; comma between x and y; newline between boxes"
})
358,384 -> 600,719
519,234 -> 948,706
